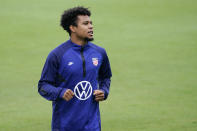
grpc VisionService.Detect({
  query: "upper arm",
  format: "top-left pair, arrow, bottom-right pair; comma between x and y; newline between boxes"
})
98,49 -> 112,80
39,52 -> 59,85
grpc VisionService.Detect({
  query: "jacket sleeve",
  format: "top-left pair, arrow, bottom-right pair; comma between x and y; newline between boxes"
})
38,52 -> 66,101
98,49 -> 112,100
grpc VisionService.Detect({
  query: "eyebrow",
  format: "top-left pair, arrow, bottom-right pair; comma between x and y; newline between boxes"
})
83,20 -> 92,23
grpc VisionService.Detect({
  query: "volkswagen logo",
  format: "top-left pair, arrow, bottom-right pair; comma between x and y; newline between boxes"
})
74,81 -> 92,100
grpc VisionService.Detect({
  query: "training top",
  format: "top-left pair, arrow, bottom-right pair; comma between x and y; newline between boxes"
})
38,40 -> 112,131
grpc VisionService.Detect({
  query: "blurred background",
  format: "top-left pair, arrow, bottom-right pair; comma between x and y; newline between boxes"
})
0,0 -> 197,130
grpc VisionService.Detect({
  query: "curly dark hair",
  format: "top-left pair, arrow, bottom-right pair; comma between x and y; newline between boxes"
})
60,6 -> 91,35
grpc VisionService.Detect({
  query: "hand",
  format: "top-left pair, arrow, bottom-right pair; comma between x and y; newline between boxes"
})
93,90 -> 105,102
62,89 -> 74,101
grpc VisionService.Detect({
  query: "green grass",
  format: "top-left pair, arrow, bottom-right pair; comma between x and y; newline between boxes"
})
0,0 -> 197,130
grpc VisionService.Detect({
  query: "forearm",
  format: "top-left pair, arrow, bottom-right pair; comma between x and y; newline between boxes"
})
98,78 -> 111,100
38,80 -> 65,101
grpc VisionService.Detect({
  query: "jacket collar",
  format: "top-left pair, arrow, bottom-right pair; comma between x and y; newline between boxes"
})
68,39 -> 90,51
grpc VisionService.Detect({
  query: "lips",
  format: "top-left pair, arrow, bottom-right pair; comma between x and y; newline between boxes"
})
88,31 -> 93,36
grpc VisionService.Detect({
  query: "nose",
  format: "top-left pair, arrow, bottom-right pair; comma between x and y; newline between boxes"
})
89,23 -> 93,29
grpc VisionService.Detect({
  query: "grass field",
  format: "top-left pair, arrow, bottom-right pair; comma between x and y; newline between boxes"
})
0,0 -> 197,130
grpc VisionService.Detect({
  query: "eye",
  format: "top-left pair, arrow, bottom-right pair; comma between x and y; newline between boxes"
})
83,21 -> 93,25
83,22 -> 88,25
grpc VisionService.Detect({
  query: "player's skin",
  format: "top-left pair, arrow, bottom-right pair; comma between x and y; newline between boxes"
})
62,89 -> 74,101
62,15 -> 105,102
93,90 -> 105,102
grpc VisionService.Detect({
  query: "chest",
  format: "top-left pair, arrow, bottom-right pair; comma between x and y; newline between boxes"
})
59,49 -> 102,77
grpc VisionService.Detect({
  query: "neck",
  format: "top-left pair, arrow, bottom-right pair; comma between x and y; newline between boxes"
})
70,35 -> 87,46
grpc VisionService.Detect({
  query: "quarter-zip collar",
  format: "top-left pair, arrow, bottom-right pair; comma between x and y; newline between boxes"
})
68,39 -> 88,77
68,39 -> 90,51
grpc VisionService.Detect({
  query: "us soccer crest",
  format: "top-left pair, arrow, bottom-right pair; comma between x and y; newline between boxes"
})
92,58 -> 98,66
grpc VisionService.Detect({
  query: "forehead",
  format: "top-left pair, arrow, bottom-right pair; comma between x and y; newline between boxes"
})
77,15 -> 91,23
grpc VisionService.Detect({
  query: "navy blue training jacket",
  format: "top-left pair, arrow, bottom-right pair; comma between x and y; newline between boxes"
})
38,40 -> 112,131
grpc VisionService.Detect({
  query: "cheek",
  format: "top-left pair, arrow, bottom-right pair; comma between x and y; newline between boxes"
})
81,29 -> 88,36
77,27 -> 85,33
80,26 -> 88,32
76,26 -> 88,36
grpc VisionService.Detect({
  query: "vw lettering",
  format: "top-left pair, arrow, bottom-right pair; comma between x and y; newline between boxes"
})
74,81 -> 92,100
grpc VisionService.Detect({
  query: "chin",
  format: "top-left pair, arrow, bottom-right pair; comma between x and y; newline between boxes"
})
85,37 -> 94,42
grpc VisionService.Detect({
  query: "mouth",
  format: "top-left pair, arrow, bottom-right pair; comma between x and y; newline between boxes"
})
88,31 -> 93,37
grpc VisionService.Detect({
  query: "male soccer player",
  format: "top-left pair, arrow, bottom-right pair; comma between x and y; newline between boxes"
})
38,7 -> 112,131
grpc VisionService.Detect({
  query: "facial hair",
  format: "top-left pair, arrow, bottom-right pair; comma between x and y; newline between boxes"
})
85,37 -> 94,42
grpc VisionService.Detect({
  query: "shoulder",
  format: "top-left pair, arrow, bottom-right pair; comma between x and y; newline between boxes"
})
50,41 -> 72,57
47,40 -> 72,59
88,42 -> 107,56
45,41 -> 72,64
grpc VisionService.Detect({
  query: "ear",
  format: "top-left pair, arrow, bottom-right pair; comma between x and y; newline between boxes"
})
69,25 -> 76,33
